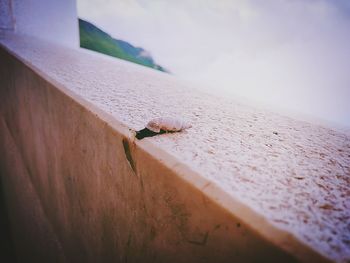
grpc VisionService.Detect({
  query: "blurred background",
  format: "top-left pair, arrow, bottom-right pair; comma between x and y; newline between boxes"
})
77,0 -> 350,129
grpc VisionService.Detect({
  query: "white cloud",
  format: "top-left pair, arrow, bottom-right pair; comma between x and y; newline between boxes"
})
77,0 -> 350,128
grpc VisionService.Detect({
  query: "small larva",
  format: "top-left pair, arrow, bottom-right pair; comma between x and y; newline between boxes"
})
136,117 -> 192,139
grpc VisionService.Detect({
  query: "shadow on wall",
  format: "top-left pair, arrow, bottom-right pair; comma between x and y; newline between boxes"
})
0,176 -> 16,263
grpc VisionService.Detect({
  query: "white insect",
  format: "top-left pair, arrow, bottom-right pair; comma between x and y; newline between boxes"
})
146,117 -> 192,133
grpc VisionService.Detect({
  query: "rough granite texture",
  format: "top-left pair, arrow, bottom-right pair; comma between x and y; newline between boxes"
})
1,34 -> 349,262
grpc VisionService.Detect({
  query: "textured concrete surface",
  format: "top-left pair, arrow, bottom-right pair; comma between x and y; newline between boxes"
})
0,34 -> 349,262
0,42 -> 298,263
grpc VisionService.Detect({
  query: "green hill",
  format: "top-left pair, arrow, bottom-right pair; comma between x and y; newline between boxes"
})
79,18 -> 167,72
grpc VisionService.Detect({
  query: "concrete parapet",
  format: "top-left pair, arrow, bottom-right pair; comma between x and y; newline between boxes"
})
1,34 -> 348,262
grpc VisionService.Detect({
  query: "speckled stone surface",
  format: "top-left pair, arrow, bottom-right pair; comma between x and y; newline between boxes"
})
1,34 -> 349,262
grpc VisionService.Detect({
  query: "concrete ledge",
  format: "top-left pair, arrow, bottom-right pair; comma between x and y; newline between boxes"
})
0,34 -> 349,262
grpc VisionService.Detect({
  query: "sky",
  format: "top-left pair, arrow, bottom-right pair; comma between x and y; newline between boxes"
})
77,0 -> 350,128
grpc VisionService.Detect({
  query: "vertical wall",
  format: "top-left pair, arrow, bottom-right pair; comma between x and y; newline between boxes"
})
0,43 -> 298,263
0,0 -> 14,30
0,0 -> 79,47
